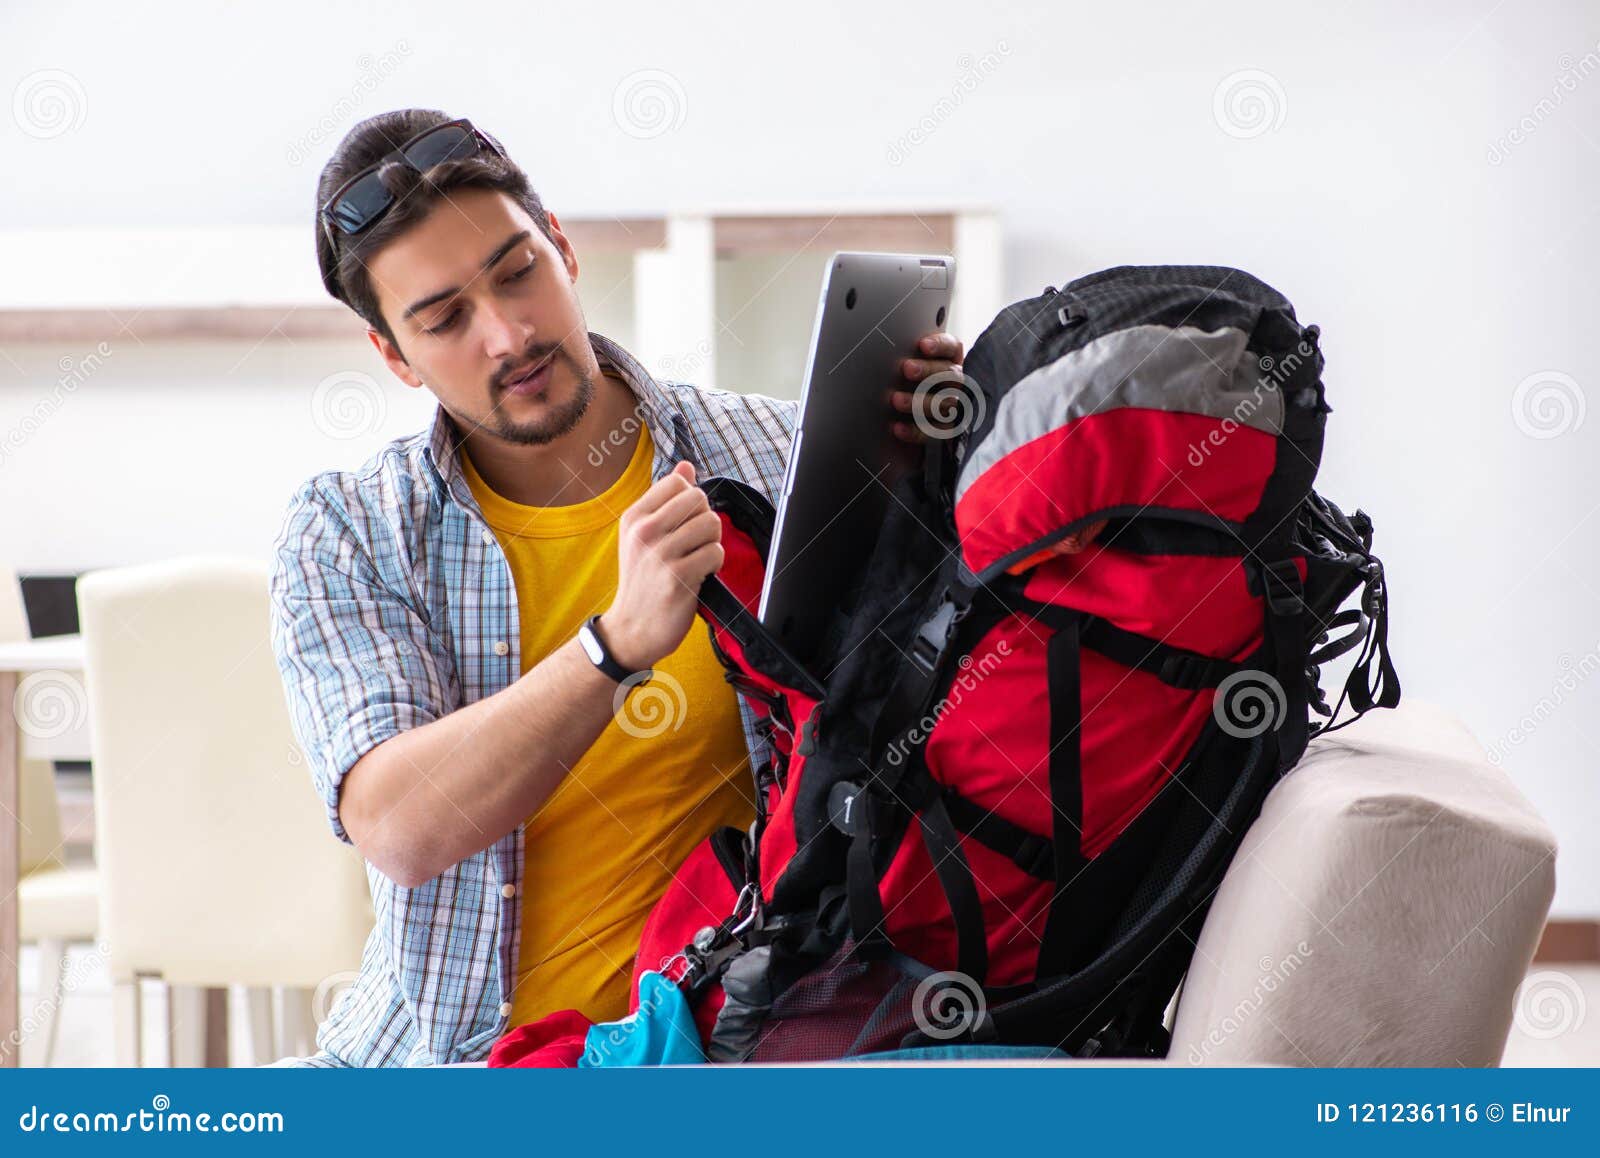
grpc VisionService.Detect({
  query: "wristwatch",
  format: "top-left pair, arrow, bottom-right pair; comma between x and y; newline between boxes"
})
578,614 -> 649,685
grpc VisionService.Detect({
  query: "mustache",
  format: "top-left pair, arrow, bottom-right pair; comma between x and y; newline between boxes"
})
491,343 -> 563,392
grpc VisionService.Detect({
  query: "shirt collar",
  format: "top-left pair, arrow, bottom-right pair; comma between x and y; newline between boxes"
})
421,331 -> 701,504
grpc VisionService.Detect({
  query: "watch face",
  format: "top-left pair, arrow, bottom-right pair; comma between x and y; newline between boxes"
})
579,622 -> 606,665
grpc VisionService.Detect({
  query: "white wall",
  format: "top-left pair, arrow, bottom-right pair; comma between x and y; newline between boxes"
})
2,0 -> 1596,912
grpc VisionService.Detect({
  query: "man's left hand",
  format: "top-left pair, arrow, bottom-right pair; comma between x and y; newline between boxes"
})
890,331 -> 966,444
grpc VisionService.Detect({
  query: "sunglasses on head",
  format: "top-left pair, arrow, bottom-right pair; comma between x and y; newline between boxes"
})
318,117 -> 507,299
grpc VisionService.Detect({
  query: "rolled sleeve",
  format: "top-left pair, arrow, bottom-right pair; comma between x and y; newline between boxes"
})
268,479 -> 450,844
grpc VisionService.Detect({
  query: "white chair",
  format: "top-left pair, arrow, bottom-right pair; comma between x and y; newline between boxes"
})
2,566 -> 99,1067
76,557 -> 373,1066
16,755 -> 100,1066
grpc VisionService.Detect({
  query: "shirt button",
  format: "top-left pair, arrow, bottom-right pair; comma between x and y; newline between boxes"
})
494,640 -> 509,656
481,528 -> 496,546
498,1002 -> 513,1019
501,883 -> 516,899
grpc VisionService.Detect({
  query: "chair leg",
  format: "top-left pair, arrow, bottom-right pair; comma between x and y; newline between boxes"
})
168,984 -> 207,1068
34,939 -> 68,1067
203,987 -> 229,1067
277,986 -> 315,1058
244,987 -> 274,1067
112,980 -> 142,1067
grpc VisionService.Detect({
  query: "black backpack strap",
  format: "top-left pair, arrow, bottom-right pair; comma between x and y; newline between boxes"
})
837,579 -> 972,959
842,797 -> 892,960
976,726 -> 1277,1051
839,754 -> 990,984
914,780 -> 990,984
920,421 -> 961,510
1308,607 -> 1368,666
942,787 -> 1055,879
1255,555 -> 1310,768
839,575 -> 994,977
1077,900 -> 1212,1058
1010,597 -> 1247,692
1315,558 -> 1401,737
1078,616 -> 1247,690
698,575 -> 826,700
1035,608 -> 1090,977
863,580 -> 978,763
1345,560 -> 1400,712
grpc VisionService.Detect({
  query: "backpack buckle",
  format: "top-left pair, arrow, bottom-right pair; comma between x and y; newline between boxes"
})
909,599 -> 961,674
1259,559 -> 1304,617
1158,651 -> 1228,690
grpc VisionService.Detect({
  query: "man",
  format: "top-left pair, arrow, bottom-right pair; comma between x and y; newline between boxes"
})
267,108 -> 965,1065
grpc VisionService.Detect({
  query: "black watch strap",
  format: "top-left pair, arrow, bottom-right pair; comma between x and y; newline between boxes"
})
579,614 -> 648,685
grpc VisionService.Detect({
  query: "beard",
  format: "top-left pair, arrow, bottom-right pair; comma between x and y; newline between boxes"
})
485,342 -> 595,446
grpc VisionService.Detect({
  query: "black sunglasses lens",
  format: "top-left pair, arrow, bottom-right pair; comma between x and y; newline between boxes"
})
404,124 -> 479,172
326,124 -> 484,236
329,172 -> 393,235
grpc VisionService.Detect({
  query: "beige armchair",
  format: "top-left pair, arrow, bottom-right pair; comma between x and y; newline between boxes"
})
1169,700 -> 1557,1066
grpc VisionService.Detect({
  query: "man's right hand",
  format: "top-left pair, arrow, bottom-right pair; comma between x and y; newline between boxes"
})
600,460 -> 724,673
336,460 -> 724,887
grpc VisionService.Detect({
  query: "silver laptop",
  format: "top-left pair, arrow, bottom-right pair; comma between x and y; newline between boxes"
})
757,251 -> 956,664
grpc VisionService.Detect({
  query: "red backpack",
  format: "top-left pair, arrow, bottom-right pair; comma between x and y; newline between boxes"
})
637,266 -> 1398,1061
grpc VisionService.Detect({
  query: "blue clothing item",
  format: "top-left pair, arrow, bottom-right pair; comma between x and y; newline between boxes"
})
580,972 -> 707,1068
849,1045 -> 1068,1062
267,333 -> 796,1067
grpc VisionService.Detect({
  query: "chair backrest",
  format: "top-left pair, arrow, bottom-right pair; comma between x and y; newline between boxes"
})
77,557 -> 373,987
1,565 -> 66,875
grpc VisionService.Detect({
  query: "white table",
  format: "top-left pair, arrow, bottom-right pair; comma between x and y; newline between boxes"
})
0,634 -> 86,1068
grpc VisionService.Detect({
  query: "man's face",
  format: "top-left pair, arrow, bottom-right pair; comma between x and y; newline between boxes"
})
363,187 -> 596,446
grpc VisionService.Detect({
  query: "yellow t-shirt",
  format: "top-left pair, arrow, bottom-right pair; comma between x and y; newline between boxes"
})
460,424 -> 755,1028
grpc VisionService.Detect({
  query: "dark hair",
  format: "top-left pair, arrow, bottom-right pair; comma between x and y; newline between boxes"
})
314,108 -> 554,348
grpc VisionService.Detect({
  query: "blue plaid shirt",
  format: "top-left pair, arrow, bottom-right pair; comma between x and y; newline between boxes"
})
268,333 -> 796,1066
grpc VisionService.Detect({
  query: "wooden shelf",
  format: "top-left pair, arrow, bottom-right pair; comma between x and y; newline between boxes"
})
0,305 -> 362,344
0,216 -> 676,344
712,213 -> 955,257
0,210 -> 999,366
561,217 -> 667,252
